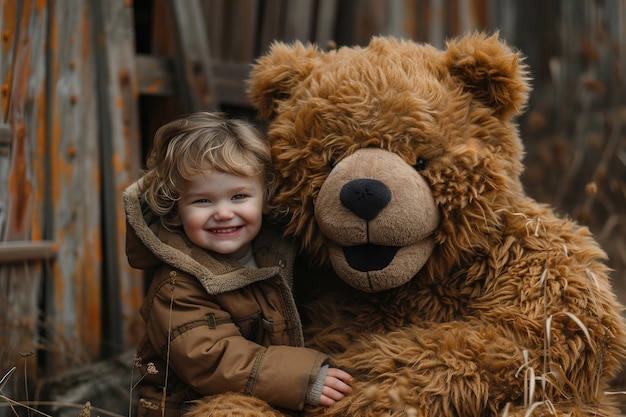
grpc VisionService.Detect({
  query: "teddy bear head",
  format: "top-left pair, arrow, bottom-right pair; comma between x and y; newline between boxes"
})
248,33 -> 530,293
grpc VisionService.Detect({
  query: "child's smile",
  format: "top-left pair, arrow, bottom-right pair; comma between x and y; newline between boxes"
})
178,170 -> 264,259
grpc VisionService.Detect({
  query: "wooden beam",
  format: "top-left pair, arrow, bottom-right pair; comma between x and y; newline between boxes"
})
170,0 -> 218,111
212,61 -> 253,107
134,55 -> 174,96
0,123 -> 11,145
90,0 -> 144,357
0,240 -> 57,263
135,55 -> 252,107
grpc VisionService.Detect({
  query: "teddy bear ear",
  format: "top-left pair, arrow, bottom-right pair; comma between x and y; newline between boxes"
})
444,32 -> 531,120
247,41 -> 320,120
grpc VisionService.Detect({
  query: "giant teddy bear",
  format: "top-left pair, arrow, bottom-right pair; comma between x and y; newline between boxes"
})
187,33 -> 626,417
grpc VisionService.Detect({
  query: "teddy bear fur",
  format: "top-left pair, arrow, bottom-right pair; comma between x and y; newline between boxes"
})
185,33 -> 626,417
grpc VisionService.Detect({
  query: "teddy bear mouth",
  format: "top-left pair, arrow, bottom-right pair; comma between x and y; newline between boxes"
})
343,244 -> 399,272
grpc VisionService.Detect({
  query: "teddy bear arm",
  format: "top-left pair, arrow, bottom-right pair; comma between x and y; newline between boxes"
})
300,256 -> 626,416
467,255 -> 626,415
476,254 -> 624,388
300,322 -> 522,417
305,318 -> 621,417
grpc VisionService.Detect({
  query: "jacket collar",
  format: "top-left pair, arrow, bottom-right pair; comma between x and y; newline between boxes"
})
123,180 -> 295,295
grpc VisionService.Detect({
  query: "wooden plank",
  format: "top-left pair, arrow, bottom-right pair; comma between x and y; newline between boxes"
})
134,55 -> 174,96
285,0 -> 314,41
0,0 -> 20,122
203,0 -> 258,62
143,0 -> 188,143
0,240 -> 56,263
428,0 -> 445,48
333,0 -> 354,45
144,1 -> 258,110
0,122 -> 11,144
0,123 -> 12,236
259,0 -> 284,54
0,0 -> 48,388
220,0 -> 258,62
90,0 -> 144,356
337,0 -> 387,46
314,0 -> 338,46
136,55 -> 252,107
170,0 -> 219,111
45,0 -> 102,370
2,1 -> 47,242
212,61 -> 253,107
384,0 -> 406,39
205,0 -> 226,59
0,0 -> 19,246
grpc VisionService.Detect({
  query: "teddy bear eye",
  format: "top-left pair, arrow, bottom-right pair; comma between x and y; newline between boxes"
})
413,158 -> 427,171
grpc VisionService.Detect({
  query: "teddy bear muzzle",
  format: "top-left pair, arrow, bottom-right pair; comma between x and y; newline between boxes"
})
314,148 -> 440,292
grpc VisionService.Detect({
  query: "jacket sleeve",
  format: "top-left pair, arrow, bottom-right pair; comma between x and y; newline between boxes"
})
145,272 -> 328,411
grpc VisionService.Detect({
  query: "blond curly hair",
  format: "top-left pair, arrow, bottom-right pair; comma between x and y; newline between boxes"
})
140,112 -> 273,229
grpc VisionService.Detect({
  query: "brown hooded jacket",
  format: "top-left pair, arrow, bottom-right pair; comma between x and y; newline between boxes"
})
123,181 -> 328,416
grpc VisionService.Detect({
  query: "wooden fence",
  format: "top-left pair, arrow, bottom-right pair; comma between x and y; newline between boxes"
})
0,0 -> 624,405
1,0 -> 143,388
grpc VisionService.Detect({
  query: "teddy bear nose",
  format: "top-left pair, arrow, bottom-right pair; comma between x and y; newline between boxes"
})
340,179 -> 391,221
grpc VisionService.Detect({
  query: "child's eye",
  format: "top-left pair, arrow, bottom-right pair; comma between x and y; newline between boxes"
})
193,198 -> 211,204
232,194 -> 247,201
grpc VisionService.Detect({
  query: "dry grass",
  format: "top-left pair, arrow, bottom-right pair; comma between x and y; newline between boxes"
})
0,354 -> 129,417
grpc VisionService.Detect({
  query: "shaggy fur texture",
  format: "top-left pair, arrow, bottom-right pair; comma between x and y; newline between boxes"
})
185,33 -> 626,417
184,393 -> 286,417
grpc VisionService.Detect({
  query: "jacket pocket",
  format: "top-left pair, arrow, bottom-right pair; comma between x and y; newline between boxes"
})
261,318 -> 288,334
232,311 -> 263,343
261,318 -> 291,345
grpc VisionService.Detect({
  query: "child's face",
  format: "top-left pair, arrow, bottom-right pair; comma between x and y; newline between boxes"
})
178,170 -> 264,259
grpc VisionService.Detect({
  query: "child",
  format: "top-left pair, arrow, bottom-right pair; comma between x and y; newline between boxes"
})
123,112 -> 353,417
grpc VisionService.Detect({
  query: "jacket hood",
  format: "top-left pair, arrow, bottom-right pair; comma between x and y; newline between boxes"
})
123,180 -> 295,295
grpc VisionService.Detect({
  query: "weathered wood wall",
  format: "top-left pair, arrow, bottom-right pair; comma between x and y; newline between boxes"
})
0,0 -> 143,399
0,0 -> 624,412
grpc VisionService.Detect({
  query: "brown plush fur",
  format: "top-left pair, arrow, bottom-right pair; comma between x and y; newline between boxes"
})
185,33 -> 626,416
184,393 -> 286,417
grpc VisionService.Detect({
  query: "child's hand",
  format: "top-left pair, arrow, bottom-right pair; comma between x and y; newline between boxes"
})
318,367 -> 353,406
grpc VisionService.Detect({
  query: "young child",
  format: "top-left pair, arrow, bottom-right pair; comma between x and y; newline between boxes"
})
123,112 -> 352,417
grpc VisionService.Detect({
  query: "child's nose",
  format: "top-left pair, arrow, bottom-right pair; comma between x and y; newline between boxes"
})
213,203 -> 234,220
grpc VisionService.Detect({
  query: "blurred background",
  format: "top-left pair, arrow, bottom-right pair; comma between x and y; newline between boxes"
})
0,0 -> 624,415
